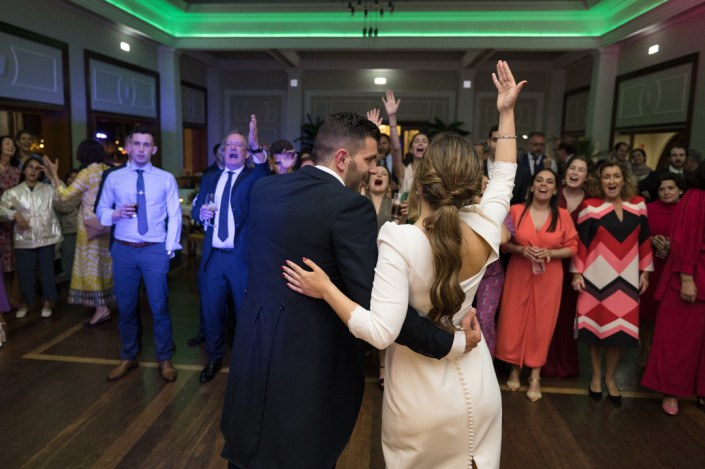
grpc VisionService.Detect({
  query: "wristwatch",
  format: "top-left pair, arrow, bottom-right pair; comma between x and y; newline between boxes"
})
249,146 -> 263,153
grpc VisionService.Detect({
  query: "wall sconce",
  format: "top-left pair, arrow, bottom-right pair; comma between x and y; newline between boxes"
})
648,44 -> 659,55
463,80 -> 472,89
120,42 -> 130,52
290,78 -> 299,87
374,77 -> 387,85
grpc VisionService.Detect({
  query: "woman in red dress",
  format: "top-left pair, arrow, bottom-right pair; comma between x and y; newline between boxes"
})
642,164 -> 705,415
543,155 -> 591,378
571,160 -> 653,406
637,174 -> 685,368
496,169 -> 578,401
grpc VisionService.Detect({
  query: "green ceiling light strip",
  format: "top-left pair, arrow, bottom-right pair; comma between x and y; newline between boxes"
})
102,0 -> 667,39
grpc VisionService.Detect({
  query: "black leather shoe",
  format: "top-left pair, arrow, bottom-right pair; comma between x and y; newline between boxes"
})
187,332 -> 205,347
608,392 -> 623,407
199,359 -> 223,384
588,385 -> 602,401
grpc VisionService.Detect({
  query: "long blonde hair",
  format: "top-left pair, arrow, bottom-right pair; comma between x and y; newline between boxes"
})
415,133 -> 483,330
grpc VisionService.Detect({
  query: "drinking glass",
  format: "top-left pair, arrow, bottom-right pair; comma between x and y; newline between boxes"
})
203,193 -> 217,228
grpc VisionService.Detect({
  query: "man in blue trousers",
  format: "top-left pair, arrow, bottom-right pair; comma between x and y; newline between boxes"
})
193,115 -> 269,384
97,126 -> 182,383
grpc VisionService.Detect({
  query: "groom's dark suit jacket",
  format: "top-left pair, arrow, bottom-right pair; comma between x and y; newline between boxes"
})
221,165 -> 455,468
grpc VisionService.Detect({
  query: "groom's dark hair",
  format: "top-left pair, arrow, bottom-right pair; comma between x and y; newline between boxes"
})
313,112 -> 380,165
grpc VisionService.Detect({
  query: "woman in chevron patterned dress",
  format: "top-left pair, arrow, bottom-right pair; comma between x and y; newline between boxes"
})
571,160 -> 653,406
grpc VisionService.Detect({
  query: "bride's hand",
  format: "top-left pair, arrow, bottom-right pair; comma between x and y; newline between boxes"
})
282,258 -> 331,299
492,60 -> 527,114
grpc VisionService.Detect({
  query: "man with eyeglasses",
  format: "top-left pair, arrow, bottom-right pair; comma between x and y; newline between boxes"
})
486,124 -> 531,204
519,131 -> 557,176
191,115 -> 269,384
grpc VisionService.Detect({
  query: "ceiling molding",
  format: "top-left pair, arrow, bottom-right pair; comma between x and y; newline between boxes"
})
267,49 -> 301,68
70,0 -> 667,41
552,51 -> 593,69
601,0 -> 705,46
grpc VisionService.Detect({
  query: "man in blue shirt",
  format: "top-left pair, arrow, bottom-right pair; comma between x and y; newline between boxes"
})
97,126 -> 182,382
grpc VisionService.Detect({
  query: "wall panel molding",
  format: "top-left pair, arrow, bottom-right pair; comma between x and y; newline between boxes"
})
85,51 -> 160,120
0,23 -> 68,106
612,53 -> 698,132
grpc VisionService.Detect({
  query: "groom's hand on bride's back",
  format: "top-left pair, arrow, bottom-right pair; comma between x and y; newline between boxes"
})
461,308 -> 482,353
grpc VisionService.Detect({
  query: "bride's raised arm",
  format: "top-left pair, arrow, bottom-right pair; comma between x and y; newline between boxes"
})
492,60 -> 526,165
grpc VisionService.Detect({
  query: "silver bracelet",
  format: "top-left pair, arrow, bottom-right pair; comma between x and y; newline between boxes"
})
496,135 -> 517,140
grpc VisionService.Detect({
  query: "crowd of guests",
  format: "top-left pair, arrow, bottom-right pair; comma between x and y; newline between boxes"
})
0,101 -> 703,431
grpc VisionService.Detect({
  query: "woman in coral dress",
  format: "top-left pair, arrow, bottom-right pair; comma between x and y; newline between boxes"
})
43,139 -> 115,325
495,168 -> 578,401
571,160 -> 653,406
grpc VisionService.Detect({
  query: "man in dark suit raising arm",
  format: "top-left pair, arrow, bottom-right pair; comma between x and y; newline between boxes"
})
220,112 -> 480,469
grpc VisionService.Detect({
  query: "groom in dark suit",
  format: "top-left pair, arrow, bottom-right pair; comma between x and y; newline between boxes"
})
192,128 -> 269,383
221,112 -> 478,468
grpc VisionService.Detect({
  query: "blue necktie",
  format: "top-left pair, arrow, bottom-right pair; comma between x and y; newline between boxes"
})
218,171 -> 234,242
136,170 -> 148,235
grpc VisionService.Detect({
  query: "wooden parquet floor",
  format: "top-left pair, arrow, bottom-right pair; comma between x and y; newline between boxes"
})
1,255 -> 705,468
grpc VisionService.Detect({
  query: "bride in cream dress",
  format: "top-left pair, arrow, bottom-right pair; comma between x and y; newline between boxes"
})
283,61 -> 525,469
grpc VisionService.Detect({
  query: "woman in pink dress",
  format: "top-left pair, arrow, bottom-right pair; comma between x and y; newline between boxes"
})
543,155 -> 590,378
642,164 -> 705,415
637,174 -> 684,368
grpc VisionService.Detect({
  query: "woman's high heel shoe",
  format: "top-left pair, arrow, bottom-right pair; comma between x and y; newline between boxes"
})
588,384 -> 603,401
506,369 -> 520,391
661,397 -> 679,416
527,377 -> 542,402
607,383 -> 623,407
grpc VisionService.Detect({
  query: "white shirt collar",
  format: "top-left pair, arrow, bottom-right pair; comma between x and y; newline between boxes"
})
128,161 -> 153,172
314,165 -> 345,186
223,165 -> 244,178
668,165 -> 683,174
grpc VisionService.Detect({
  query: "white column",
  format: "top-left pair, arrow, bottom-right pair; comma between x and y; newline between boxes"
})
585,45 -> 620,153
158,46 -> 183,175
285,69 -> 303,145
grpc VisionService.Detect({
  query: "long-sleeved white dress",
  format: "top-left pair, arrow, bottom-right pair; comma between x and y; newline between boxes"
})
347,162 -> 516,469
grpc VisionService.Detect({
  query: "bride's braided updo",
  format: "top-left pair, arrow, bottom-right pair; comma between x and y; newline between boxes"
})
413,133 -> 483,330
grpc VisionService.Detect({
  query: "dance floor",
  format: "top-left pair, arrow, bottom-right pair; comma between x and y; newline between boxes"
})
1,254 -> 704,468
